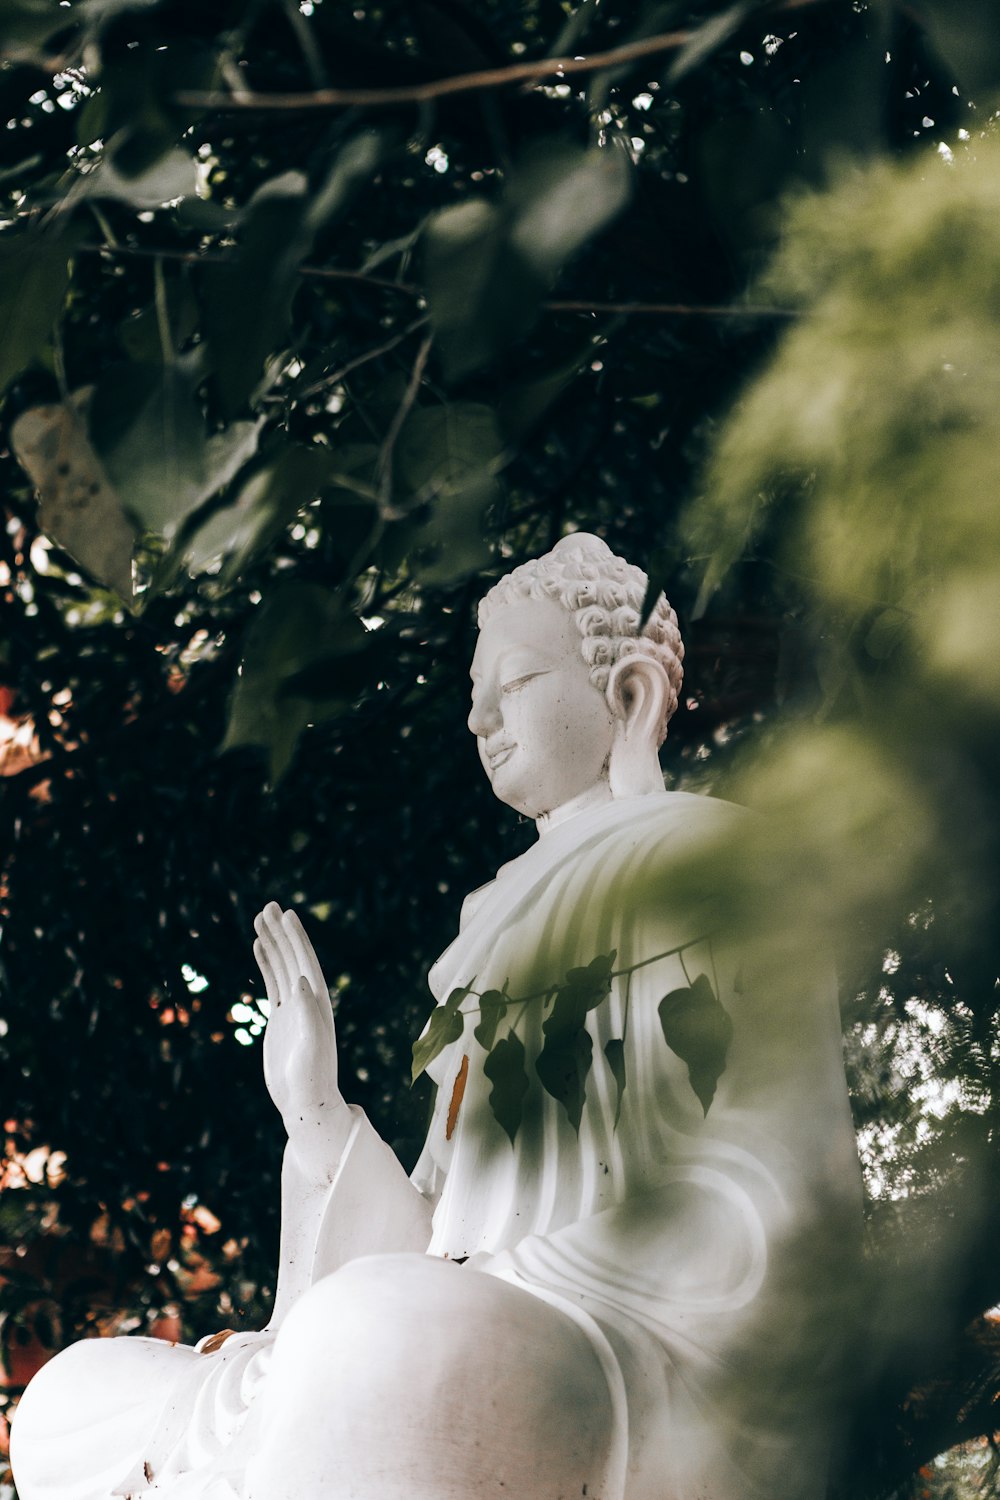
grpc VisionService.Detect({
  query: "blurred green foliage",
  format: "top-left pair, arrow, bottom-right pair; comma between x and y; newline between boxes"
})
1,0 -> 999,1496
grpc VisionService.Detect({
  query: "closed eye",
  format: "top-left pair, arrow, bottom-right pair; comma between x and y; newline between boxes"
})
501,671 -> 545,694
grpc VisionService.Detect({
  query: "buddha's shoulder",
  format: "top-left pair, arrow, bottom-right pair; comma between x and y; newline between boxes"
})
615,788 -> 750,844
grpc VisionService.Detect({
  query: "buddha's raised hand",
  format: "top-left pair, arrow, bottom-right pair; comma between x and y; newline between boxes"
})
253,902 -> 352,1184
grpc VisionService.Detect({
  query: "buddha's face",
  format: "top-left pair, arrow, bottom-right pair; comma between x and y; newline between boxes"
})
468,597 -> 617,820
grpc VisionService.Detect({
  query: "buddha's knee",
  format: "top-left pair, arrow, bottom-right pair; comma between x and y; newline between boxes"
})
268,1251 -> 464,1391
251,1253 -> 614,1498
12,1336 -> 199,1499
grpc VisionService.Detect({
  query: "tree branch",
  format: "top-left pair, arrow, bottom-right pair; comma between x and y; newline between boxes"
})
173,0 -> 838,113
77,242 -> 417,294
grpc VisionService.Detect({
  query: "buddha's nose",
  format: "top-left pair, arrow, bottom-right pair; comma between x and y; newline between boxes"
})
468,688 -> 500,737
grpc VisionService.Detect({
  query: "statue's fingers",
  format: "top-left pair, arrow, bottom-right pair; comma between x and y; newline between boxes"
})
264,904 -> 302,998
283,912 -> 329,1015
256,906 -> 294,997
253,938 -> 280,1011
254,919 -> 286,1000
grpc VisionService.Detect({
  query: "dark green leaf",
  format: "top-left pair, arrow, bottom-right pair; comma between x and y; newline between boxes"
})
665,1 -> 755,87
497,337 -> 598,444
587,1 -> 681,110
396,403 -> 505,581
411,987 -> 470,1082
91,363 -> 262,537
474,990 -> 508,1051
423,143 -> 629,380
90,365 -> 196,534
279,632 -> 393,703
201,175 -> 308,417
798,39 -> 889,178
604,1038 -> 627,1127
395,404 -> 504,499
657,973 -> 733,1116
222,584 -> 368,780
79,0 -> 162,22
548,0 -> 602,58
422,198 -> 538,381
535,1025 -> 593,1133
507,141 -> 631,284
694,107 -> 792,257
557,950 -> 617,1023
182,443 -> 327,582
303,130 -> 385,235
119,283 -> 199,364
202,138 -> 384,415
484,1032 -> 530,1144
532,950 -> 615,1125
3,0 -> 77,49
71,148 -> 199,208
0,231 -> 77,396
639,544 -> 681,629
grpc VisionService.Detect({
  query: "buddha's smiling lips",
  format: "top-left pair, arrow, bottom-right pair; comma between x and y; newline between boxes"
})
486,743 -> 516,773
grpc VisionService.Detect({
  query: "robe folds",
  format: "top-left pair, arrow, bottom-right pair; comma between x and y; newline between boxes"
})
11,789 -> 862,1500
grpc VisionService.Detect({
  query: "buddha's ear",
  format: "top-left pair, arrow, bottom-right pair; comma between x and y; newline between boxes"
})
606,655 -> 669,798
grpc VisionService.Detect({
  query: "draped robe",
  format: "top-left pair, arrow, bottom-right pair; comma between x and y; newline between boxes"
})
11,789 -> 861,1500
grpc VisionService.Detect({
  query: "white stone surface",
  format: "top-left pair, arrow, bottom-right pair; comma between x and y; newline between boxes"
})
11,534 -> 861,1500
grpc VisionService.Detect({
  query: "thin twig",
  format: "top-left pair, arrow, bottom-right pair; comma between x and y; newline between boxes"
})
295,315 -> 430,400
173,0 -> 838,112
376,332 -> 434,512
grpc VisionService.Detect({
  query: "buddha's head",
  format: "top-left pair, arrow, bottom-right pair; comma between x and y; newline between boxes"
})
469,534 -> 684,824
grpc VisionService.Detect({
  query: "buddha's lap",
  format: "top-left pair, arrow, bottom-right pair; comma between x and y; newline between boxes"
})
261,1253 -> 612,1431
13,1252 -> 614,1496
247,1252 -> 615,1496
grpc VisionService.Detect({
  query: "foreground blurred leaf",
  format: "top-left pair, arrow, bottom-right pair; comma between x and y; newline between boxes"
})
687,137 -> 1000,707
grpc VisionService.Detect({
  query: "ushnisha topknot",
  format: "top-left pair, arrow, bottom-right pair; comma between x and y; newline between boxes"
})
478,533 -> 684,745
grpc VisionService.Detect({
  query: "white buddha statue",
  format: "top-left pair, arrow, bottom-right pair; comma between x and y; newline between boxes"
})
12,534 -> 861,1500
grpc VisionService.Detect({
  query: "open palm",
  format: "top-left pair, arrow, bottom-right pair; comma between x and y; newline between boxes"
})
253,902 -> 351,1182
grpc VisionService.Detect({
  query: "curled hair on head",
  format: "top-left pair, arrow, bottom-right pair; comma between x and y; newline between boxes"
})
478,533 -> 685,745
